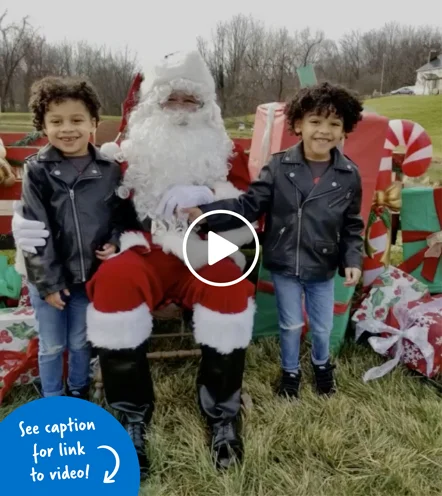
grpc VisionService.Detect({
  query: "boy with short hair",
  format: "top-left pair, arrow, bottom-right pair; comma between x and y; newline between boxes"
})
184,82 -> 365,398
16,76 -> 129,399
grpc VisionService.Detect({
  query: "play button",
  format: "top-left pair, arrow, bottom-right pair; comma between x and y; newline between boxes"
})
183,209 -> 260,287
208,231 -> 238,265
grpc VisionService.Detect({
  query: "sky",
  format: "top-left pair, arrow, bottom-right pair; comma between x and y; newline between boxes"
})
5,0 -> 442,70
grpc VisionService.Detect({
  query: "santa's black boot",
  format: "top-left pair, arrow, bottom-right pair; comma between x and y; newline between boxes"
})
97,340 -> 154,481
197,345 -> 246,470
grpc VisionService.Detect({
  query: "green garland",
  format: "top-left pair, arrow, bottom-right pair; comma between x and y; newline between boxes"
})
10,131 -> 43,147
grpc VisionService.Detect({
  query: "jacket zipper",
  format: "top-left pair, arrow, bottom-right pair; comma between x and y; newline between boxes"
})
296,209 -> 302,276
295,191 -> 334,276
69,188 -> 86,282
329,190 -> 352,208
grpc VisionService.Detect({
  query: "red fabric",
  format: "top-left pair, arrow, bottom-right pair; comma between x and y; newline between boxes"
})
0,337 -> 39,405
227,142 -> 251,192
119,73 -> 143,135
87,242 -> 255,315
399,188 -> 442,282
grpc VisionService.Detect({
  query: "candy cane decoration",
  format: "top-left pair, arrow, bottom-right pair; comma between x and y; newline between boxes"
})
387,120 -> 433,177
362,119 -> 432,287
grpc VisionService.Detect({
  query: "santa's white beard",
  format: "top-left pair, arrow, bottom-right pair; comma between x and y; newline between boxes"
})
121,104 -> 233,224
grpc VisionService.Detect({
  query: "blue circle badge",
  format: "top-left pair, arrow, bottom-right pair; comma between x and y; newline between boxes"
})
0,397 -> 140,495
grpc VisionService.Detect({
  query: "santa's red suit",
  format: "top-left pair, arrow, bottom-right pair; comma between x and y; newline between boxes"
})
87,51 -> 256,477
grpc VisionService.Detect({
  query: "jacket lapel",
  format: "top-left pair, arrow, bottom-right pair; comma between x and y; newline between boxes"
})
282,143 -> 353,202
38,143 -> 105,186
282,144 -> 313,201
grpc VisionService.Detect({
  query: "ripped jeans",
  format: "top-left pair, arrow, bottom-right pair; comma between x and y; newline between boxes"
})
28,283 -> 91,397
271,273 -> 334,373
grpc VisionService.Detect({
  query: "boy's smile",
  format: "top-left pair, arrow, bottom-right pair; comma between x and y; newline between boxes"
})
43,99 -> 96,156
295,111 -> 345,161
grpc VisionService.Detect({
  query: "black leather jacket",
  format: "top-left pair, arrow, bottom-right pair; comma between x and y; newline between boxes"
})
200,143 -> 364,281
22,143 -> 133,297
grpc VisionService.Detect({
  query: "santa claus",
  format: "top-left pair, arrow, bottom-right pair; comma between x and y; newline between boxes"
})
13,51 -> 257,479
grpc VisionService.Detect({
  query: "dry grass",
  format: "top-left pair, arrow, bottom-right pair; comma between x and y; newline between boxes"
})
2,337 -> 442,496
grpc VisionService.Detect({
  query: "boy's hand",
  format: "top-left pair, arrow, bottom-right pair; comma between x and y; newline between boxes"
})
344,267 -> 361,286
45,289 -> 70,310
96,243 -> 117,260
181,207 -> 206,224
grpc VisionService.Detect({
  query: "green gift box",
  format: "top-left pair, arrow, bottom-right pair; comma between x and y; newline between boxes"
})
398,187 -> 442,294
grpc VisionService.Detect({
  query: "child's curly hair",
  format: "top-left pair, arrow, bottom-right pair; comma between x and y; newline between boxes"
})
285,82 -> 363,135
29,76 -> 101,131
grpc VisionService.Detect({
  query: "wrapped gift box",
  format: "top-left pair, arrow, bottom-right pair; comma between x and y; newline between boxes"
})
0,306 -> 38,404
355,294 -> 442,381
0,306 -> 37,352
398,186 -> 442,293
352,266 -> 429,326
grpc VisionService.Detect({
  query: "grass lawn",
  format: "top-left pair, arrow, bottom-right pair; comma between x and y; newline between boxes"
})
364,95 -> 442,159
1,95 -> 442,494
1,337 -> 442,495
1,242 -> 442,495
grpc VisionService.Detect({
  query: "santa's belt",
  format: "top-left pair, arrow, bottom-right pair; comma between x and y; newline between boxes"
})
140,217 -> 152,231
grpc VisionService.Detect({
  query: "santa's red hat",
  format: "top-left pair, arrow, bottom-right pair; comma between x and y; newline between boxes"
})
100,72 -> 143,173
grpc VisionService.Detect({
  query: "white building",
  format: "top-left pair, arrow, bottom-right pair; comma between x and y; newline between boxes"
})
414,53 -> 442,95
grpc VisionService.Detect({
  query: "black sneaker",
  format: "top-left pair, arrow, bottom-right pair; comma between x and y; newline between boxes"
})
66,385 -> 90,400
278,370 -> 302,398
312,361 -> 336,396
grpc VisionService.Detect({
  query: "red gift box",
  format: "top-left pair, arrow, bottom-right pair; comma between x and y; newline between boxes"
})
355,294 -> 442,380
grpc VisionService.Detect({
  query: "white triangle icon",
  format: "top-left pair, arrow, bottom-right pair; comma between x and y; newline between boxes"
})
208,231 -> 239,266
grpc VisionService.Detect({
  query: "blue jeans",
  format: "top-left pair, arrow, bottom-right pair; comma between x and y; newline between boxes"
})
271,273 -> 334,373
28,283 -> 91,397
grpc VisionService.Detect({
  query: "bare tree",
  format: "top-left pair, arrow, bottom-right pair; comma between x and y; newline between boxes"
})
0,11 -> 33,111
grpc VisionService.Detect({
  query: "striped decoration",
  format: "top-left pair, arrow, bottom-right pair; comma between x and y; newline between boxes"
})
363,119 -> 433,287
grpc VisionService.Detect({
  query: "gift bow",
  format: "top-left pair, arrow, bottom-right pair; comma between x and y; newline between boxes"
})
372,182 -> 402,212
355,298 -> 442,382
365,182 -> 402,264
425,231 -> 442,259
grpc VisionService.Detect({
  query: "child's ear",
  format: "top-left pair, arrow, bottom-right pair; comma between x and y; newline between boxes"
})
294,119 -> 302,135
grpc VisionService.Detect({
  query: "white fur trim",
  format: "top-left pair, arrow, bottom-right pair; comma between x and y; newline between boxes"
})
109,231 -> 150,258
100,142 -> 124,162
219,225 -> 255,247
142,51 -> 216,100
86,303 -> 153,349
228,250 -> 247,271
14,247 -> 27,277
193,297 -> 256,354
213,180 -> 244,200
153,230 -> 247,271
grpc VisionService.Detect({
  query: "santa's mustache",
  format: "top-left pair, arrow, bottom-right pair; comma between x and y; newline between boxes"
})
120,106 -> 233,223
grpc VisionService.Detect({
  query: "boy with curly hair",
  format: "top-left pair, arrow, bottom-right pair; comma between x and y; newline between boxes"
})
184,82 -> 365,398
14,76 -> 129,399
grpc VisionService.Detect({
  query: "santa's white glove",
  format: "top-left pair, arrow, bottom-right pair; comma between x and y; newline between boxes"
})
12,201 -> 50,254
155,185 -> 215,220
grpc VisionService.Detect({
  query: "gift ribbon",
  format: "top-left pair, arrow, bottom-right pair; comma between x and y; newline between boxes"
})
355,297 -> 442,381
399,188 -> 442,282
0,337 -> 39,405
365,182 -> 402,264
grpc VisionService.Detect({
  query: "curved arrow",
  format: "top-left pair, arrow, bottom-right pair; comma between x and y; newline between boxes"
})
97,445 -> 120,483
